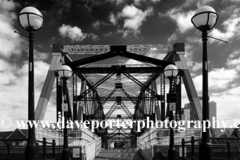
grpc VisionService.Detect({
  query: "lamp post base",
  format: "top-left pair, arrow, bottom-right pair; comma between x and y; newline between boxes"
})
199,143 -> 212,160
168,148 -> 176,160
62,148 -> 70,160
25,145 -> 37,160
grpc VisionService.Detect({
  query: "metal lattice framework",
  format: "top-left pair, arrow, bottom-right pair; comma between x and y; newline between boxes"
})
35,43 -> 203,145
64,44 -> 169,55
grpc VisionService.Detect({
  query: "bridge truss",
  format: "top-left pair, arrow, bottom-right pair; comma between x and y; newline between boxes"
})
34,43 -> 202,148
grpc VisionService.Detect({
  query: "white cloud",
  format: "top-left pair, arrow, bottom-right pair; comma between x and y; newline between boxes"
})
108,0 -> 125,5
0,59 -> 50,131
109,12 -> 118,25
211,86 -> 240,124
226,50 -> 240,71
167,8 -> 195,33
192,62 -> 202,72
93,21 -> 100,29
168,33 -> 177,42
0,0 -> 24,58
151,0 -> 161,2
197,0 -> 216,7
58,24 -> 87,42
0,0 -> 16,11
117,5 -> 153,36
222,0 -> 240,3
0,1 -> 54,130
192,68 -> 238,93
208,7 -> 240,44
209,68 -> 238,90
88,33 -> 99,41
59,24 -> 99,42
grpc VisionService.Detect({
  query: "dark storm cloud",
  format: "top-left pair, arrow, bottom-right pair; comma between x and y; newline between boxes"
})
14,0 -> 118,28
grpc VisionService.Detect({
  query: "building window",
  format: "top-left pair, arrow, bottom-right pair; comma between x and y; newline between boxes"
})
19,141 -> 25,146
12,141 -> 16,146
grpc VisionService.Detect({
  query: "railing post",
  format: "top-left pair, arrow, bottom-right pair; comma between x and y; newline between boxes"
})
7,143 -> 10,160
227,141 -> 230,158
181,138 -> 185,160
36,143 -> 39,158
43,137 -> 46,160
191,136 -> 195,160
52,139 -> 56,160
80,146 -> 82,160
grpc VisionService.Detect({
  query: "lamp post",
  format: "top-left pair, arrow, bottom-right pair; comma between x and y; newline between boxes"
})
164,64 -> 178,160
18,6 -> 43,160
191,6 -> 218,160
57,65 -> 73,160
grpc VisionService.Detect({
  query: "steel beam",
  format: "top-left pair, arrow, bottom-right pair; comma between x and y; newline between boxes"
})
73,66 -> 163,73
77,73 -> 114,100
66,45 -> 173,68
78,96 -> 162,101
123,73 -> 160,98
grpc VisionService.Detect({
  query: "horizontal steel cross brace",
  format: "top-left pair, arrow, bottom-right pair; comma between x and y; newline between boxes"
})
78,96 -> 164,101
73,66 -> 163,73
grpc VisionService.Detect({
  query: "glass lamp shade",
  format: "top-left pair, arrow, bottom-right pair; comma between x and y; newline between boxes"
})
164,64 -> 178,78
191,6 -> 218,31
18,6 -> 43,31
57,65 -> 73,79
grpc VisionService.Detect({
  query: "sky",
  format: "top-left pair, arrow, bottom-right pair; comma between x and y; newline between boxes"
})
1,0 -> 240,131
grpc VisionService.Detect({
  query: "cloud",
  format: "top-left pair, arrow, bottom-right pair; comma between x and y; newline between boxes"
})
109,12 -> 118,25
167,8 -> 195,33
107,0 -> 125,5
88,33 -> 99,41
192,67 -> 238,94
93,21 -> 100,29
117,5 -> 153,36
211,86 -> 240,124
58,24 -> 99,42
58,24 -> 87,42
0,0 -> 16,11
209,8 -> 240,44
0,0 -> 54,130
0,0 -> 24,58
192,62 -> 202,72
197,0 -> 216,7
0,58 -> 50,131
133,0 -> 161,6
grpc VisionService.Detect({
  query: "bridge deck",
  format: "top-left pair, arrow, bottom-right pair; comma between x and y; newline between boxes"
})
95,149 -> 145,160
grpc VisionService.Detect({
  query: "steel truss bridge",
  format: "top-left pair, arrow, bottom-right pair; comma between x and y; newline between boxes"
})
34,43 -> 204,159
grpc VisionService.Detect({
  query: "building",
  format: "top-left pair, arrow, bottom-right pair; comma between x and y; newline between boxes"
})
183,97 -> 217,126
0,129 -> 28,146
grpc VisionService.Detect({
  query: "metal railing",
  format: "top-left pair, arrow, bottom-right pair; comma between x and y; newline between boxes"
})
0,138 -> 27,160
137,139 -> 153,160
36,137 -> 56,160
0,137 -> 56,160
36,123 -> 99,146
138,128 -> 201,146
181,137 -> 240,160
84,137 -> 101,160
181,136 -> 201,160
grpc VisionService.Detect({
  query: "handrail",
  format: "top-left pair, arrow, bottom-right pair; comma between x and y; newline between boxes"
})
0,137 -> 56,160
84,137 -> 101,160
137,140 -> 153,160
138,128 -> 201,146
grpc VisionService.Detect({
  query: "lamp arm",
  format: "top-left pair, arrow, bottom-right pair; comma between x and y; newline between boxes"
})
14,30 -> 28,39
207,35 -> 228,43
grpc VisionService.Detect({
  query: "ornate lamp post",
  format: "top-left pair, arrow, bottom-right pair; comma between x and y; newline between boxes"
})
191,6 -> 218,160
18,6 -> 43,160
57,65 -> 73,160
164,64 -> 178,160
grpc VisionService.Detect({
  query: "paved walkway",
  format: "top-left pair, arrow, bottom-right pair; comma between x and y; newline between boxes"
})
94,149 -> 145,160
